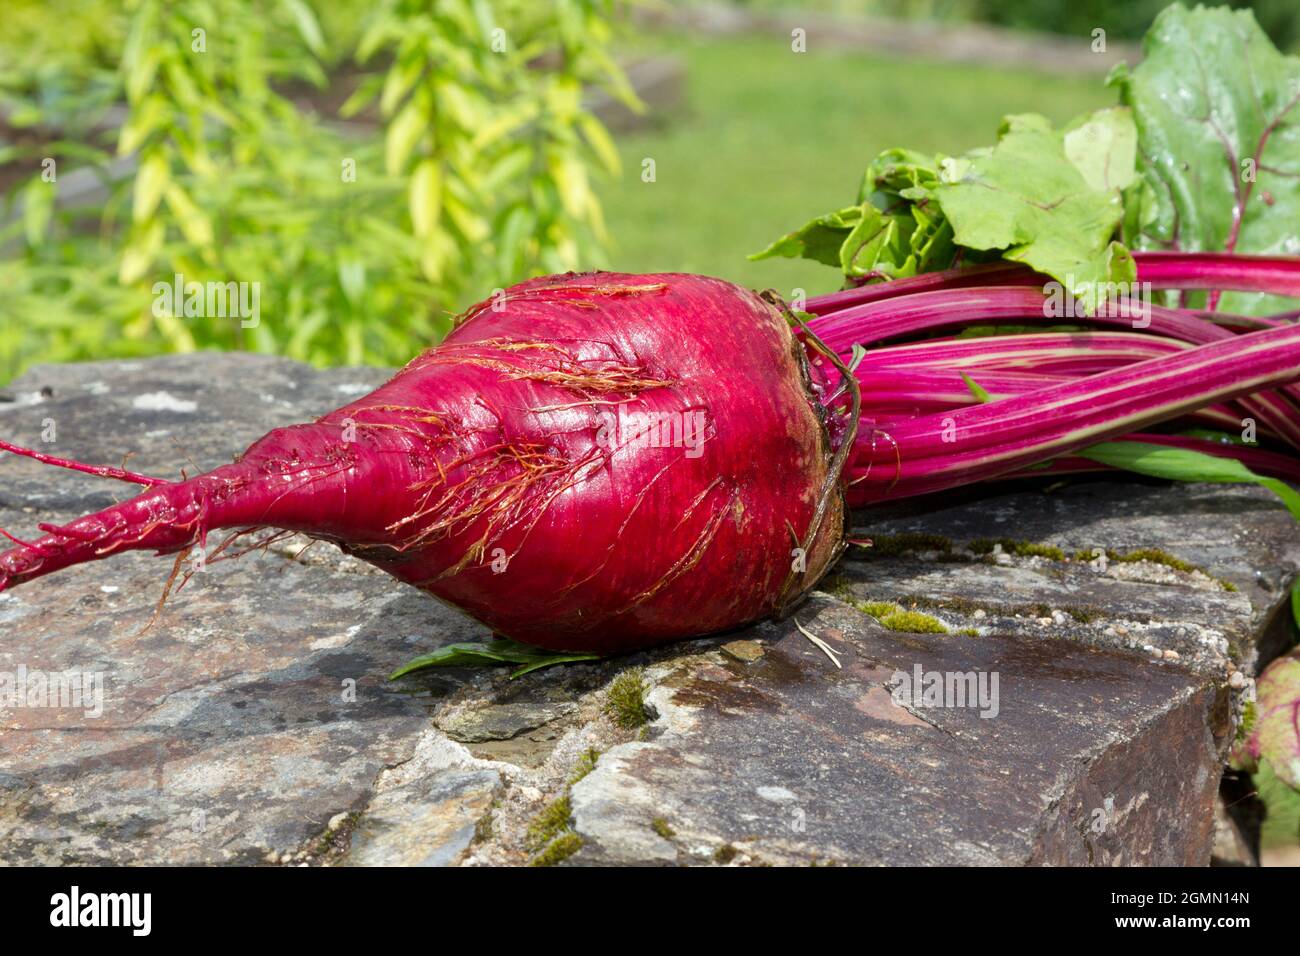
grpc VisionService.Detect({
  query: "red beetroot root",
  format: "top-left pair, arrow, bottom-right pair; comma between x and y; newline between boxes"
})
0,273 -> 848,653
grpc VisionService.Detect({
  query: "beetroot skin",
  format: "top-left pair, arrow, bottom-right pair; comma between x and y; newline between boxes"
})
0,273 -> 847,653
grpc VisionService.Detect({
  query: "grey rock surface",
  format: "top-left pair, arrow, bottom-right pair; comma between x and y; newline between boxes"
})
566,601 -> 1231,866
0,355 -> 1291,866
345,769 -> 500,867
437,700 -> 578,744
842,481 -> 1300,676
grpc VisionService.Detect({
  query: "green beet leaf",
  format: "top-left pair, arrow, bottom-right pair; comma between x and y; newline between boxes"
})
933,112 -> 1136,313
754,109 -> 1139,307
390,638 -> 600,680
1231,648 -> 1300,794
1109,4 -> 1300,315
1077,440 -> 1300,520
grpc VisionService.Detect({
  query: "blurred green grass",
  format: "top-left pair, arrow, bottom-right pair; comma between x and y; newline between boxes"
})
597,32 -> 1113,296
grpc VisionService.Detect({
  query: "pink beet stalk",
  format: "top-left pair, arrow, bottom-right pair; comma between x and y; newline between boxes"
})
861,332 -> 1191,374
1133,252 -> 1300,297
804,262 -> 1039,315
804,252 -> 1300,314
846,323 -> 1300,505
807,287 -> 1232,355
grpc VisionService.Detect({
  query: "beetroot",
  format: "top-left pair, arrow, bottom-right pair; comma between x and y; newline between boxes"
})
0,273 -> 848,653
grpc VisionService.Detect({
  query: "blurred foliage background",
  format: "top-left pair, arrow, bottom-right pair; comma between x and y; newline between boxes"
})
1,0 -> 632,380
0,0 -> 1294,383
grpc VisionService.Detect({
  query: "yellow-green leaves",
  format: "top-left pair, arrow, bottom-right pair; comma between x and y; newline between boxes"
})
21,179 -> 55,249
385,93 -> 429,176
117,93 -> 168,156
410,158 -> 446,281
380,50 -> 425,117
119,220 -> 164,285
409,159 -> 444,239
132,149 -> 170,223
577,113 -> 620,176
6,0 -> 630,381
1062,107 -> 1137,194
752,206 -> 873,270
549,149 -> 591,220
281,0 -> 325,57
757,108 -> 1138,310
163,182 -> 214,249
752,196 -> 952,283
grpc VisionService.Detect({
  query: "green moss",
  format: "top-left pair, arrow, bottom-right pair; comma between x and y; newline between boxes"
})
1108,547 -> 1197,573
652,817 -> 675,839
310,810 -> 361,858
878,609 -> 949,634
1016,542 -> 1066,560
713,844 -> 738,864
898,593 -> 980,616
957,627 -> 979,637
856,600 -> 900,619
530,832 -> 583,867
846,595 -> 950,633
568,748 -> 601,785
1063,604 -> 1103,624
861,532 -> 953,558
969,537 -> 1065,560
1079,547 -> 1235,591
604,667 -> 649,729
527,795 -> 573,851
897,592 -> 1112,626
473,809 -> 495,845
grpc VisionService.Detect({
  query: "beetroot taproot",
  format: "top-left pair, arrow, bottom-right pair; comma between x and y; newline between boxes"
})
0,273 -> 848,653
